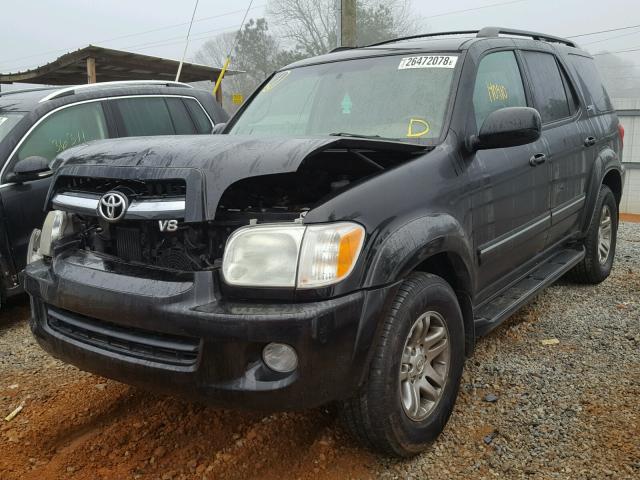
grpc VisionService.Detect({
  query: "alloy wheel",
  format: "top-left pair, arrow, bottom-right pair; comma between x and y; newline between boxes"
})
597,205 -> 612,265
399,311 -> 450,421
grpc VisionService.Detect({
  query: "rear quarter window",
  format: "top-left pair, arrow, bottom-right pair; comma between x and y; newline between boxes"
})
568,55 -> 613,113
184,98 -> 213,134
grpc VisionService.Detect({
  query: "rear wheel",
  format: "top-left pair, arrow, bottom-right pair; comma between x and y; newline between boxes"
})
341,273 -> 464,457
568,185 -> 618,284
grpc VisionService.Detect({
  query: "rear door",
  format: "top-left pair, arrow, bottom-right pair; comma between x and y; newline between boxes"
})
520,50 -> 587,247
471,50 -> 551,298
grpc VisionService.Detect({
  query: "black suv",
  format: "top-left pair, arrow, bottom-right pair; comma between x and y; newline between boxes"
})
23,28 -> 624,456
0,81 -> 227,306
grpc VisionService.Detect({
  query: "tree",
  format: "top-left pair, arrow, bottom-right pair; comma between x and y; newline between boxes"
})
592,52 -> 640,100
267,0 -> 422,57
194,18 -> 300,110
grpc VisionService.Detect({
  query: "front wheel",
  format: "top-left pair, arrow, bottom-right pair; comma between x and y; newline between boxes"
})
568,184 -> 618,284
341,273 -> 465,457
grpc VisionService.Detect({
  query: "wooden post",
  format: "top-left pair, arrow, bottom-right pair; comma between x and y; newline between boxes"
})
86,57 -> 96,84
340,0 -> 357,48
215,77 -> 223,104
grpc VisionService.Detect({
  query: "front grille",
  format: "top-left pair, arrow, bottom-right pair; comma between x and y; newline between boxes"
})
115,226 -> 143,262
55,176 -> 186,199
47,307 -> 200,367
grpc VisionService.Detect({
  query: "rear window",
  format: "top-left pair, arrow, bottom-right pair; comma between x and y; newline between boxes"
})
113,97 -> 175,136
568,55 -> 613,113
521,51 -> 571,123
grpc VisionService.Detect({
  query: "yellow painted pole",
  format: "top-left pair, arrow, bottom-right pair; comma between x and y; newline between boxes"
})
212,57 -> 230,96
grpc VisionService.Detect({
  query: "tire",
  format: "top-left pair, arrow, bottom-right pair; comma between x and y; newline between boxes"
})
341,272 -> 465,457
568,185 -> 618,284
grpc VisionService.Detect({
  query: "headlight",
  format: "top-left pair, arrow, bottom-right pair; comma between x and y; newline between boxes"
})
222,222 -> 365,288
38,210 -> 70,257
27,229 -> 43,264
223,224 -> 305,287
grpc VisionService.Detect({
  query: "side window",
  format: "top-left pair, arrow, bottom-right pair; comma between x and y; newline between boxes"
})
521,51 -> 571,123
113,97 -> 175,136
165,97 -> 197,134
568,54 -> 613,113
184,98 -> 214,134
473,51 -> 527,128
559,63 -> 580,115
16,102 -> 108,162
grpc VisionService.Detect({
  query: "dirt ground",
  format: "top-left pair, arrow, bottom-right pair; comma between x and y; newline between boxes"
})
1,222 -> 638,480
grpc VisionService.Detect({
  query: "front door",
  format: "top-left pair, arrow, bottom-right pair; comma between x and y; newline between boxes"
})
469,50 -> 551,301
0,100 -> 109,274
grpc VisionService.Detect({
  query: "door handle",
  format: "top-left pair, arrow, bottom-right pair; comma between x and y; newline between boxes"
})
529,153 -> 547,167
584,136 -> 597,147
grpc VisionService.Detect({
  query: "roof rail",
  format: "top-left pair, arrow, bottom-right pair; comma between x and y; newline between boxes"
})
365,27 -> 577,49
476,27 -> 577,47
366,30 -> 480,48
0,86 -> 57,97
39,80 -> 193,103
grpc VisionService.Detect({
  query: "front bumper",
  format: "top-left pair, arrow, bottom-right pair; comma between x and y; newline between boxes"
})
23,250 -> 394,410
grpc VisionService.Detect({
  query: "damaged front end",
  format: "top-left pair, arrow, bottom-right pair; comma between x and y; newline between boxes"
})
22,135 -> 426,409
32,135 -> 427,281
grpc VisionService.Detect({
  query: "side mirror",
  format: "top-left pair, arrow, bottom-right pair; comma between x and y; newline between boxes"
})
469,107 -> 541,151
6,156 -> 53,183
212,123 -> 227,134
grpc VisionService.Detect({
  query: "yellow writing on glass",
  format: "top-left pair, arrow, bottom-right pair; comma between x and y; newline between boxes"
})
263,71 -> 291,93
487,82 -> 509,102
406,118 -> 430,138
51,130 -> 87,153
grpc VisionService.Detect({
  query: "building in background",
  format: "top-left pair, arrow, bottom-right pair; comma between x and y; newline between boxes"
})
614,99 -> 640,214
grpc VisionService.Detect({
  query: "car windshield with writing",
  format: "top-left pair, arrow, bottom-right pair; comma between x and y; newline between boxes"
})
0,113 -> 25,144
229,54 -> 459,141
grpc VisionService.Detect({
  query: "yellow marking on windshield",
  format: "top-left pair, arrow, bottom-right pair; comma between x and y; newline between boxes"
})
407,118 -> 430,138
263,71 -> 291,93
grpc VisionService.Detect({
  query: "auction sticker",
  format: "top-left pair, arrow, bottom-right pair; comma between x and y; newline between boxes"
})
398,55 -> 458,69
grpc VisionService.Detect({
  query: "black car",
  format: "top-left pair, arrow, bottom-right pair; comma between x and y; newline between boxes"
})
0,81 -> 227,306
23,28 -> 624,456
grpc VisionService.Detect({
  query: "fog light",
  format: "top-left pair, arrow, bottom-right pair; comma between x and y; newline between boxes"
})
262,343 -> 298,373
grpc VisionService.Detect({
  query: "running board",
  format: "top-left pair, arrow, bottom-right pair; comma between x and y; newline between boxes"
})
474,247 -> 585,336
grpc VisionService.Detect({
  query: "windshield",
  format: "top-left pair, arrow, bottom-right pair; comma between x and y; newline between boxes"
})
0,112 -> 25,144
229,53 -> 459,141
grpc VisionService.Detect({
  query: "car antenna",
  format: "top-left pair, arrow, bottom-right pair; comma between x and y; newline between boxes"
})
212,0 -> 255,98
175,0 -> 200,82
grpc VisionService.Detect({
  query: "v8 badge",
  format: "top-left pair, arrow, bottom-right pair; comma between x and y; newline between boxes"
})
158,219 -> 178,232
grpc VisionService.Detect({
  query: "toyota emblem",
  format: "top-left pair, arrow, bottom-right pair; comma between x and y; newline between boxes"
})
98,191 -> 128,222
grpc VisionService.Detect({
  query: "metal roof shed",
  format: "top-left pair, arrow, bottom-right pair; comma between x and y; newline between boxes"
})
0,45 -> 229,100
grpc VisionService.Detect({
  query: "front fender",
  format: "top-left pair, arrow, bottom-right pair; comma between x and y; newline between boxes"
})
363,213 -> 475,293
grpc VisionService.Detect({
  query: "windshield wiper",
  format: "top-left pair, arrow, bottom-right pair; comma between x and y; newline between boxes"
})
329,132 -> 383,139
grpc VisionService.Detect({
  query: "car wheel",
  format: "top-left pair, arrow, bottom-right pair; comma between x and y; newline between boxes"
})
568,185 -> 618,284
341,272 -> 465,457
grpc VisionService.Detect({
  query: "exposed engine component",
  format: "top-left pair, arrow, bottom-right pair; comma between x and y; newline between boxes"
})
216,147 -> 416,215
65,147 -> 424,271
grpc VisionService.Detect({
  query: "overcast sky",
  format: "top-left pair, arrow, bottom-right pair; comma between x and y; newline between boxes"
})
1,0 -> 639,75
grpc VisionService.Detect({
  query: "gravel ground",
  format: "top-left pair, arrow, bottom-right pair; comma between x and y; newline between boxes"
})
0,222 -> 638,480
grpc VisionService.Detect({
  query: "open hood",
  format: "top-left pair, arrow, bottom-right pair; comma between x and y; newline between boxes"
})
50,135 -> 428,222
